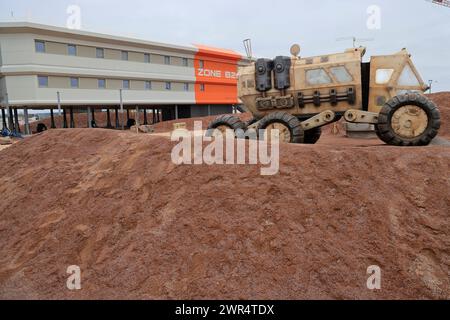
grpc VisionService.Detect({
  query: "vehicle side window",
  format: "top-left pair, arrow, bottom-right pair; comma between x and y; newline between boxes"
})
329,66 -> 353,83
375,69 -> 394,84
306,68 -> 332,85
397,65 -> 420,86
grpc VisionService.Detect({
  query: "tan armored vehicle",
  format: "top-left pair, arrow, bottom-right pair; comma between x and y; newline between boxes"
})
207,45 -> 441,146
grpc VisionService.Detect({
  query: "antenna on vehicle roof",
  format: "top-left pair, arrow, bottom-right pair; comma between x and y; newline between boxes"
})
336,36 -> 374,48
243,39 -> 252,59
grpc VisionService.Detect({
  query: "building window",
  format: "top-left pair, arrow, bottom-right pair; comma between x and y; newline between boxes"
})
184,83 -> 189,91
68,44 -> 77,56
164,56 -> 171,65
165,82 -> 171,90
123,80 -> 130,89
144,53 -> 150,63
199,60 -> 204,69
121,51 -> 128,61
70,77 -> 79,88
35,40 -> 45,53
200,83 -> 205,92
98,79 -> 106,89
145,81 -> 152,90
182,58 -> 188,67
96,48 -> 104,58
38,76 -> 48,87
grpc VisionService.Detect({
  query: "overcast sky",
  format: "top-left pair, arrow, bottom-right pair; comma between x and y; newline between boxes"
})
1,0 -> 449,92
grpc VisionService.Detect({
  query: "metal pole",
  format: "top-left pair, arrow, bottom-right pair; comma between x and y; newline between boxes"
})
120,89 -> 124,130
24,107 -> 30,135
57,91 -> 62,117
87,107 -> 92,128
135,106 -> 140,127
175,105 -> 179,120
115,107 -> 119,128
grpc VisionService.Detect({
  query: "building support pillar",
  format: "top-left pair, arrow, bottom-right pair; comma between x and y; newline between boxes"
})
63,108 -> 68,128
14,108 -> 20,133
175,105 -> 179,120
8,108 -> 14,131
207,104 -> 211,116
115,107 -> 119,128
143,108 -> 148,125
126,109 -> 130,122
1,108 -> 6,130
87,107 -> 92,128
70,107 -> 75,128
106,108 -> 112,128
24,107 -> 30,135
91,108 -> 96,128
50,109 -> 56,129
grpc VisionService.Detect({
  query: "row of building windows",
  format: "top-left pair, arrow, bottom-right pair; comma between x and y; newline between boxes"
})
35,40 -> 194,67
37,75 -> 205,92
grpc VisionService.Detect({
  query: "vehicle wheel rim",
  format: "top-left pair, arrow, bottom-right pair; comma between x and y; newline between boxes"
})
265,122 -> 291,143
392,105 -> 428,139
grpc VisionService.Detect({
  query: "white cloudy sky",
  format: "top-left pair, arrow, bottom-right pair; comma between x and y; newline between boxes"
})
1,0 -> 449,92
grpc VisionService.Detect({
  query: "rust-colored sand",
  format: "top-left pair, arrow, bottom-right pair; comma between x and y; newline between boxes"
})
0,92 -> 449,300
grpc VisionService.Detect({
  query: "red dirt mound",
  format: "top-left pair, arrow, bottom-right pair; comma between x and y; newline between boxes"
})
0,129 -> 448,299
428,92 -> 450,137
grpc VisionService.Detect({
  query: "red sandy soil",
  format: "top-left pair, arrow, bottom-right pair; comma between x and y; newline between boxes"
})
0,127 -> 449,299
1,92 -> 449,299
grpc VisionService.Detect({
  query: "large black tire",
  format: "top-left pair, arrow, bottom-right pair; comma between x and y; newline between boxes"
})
36,123 -> 47,133
257,111 -> 304,143
126,119 -> 136,128
304,127 -> 322,144
206,115 -> 246,137
376,93 -> 440,146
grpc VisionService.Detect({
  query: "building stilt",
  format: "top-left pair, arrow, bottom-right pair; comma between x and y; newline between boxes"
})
115,108 -> 119,128
50,109 -> 56,129
14,108 -> 20,133
63,108 -> 68,128
143,108 -> 148,125
1,108 -> 6,130
106,109 -> 112,128
8,108 -> 14,131
70,107 -> 75,128
91,108 -> 96,127
126,109 -> 130,121
24,107 -> 30,135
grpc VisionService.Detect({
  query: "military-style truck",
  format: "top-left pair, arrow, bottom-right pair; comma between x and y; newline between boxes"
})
207,45 -> 441,146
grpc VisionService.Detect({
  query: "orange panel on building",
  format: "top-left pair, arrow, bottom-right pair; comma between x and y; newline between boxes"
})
194,44 -> 242,105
